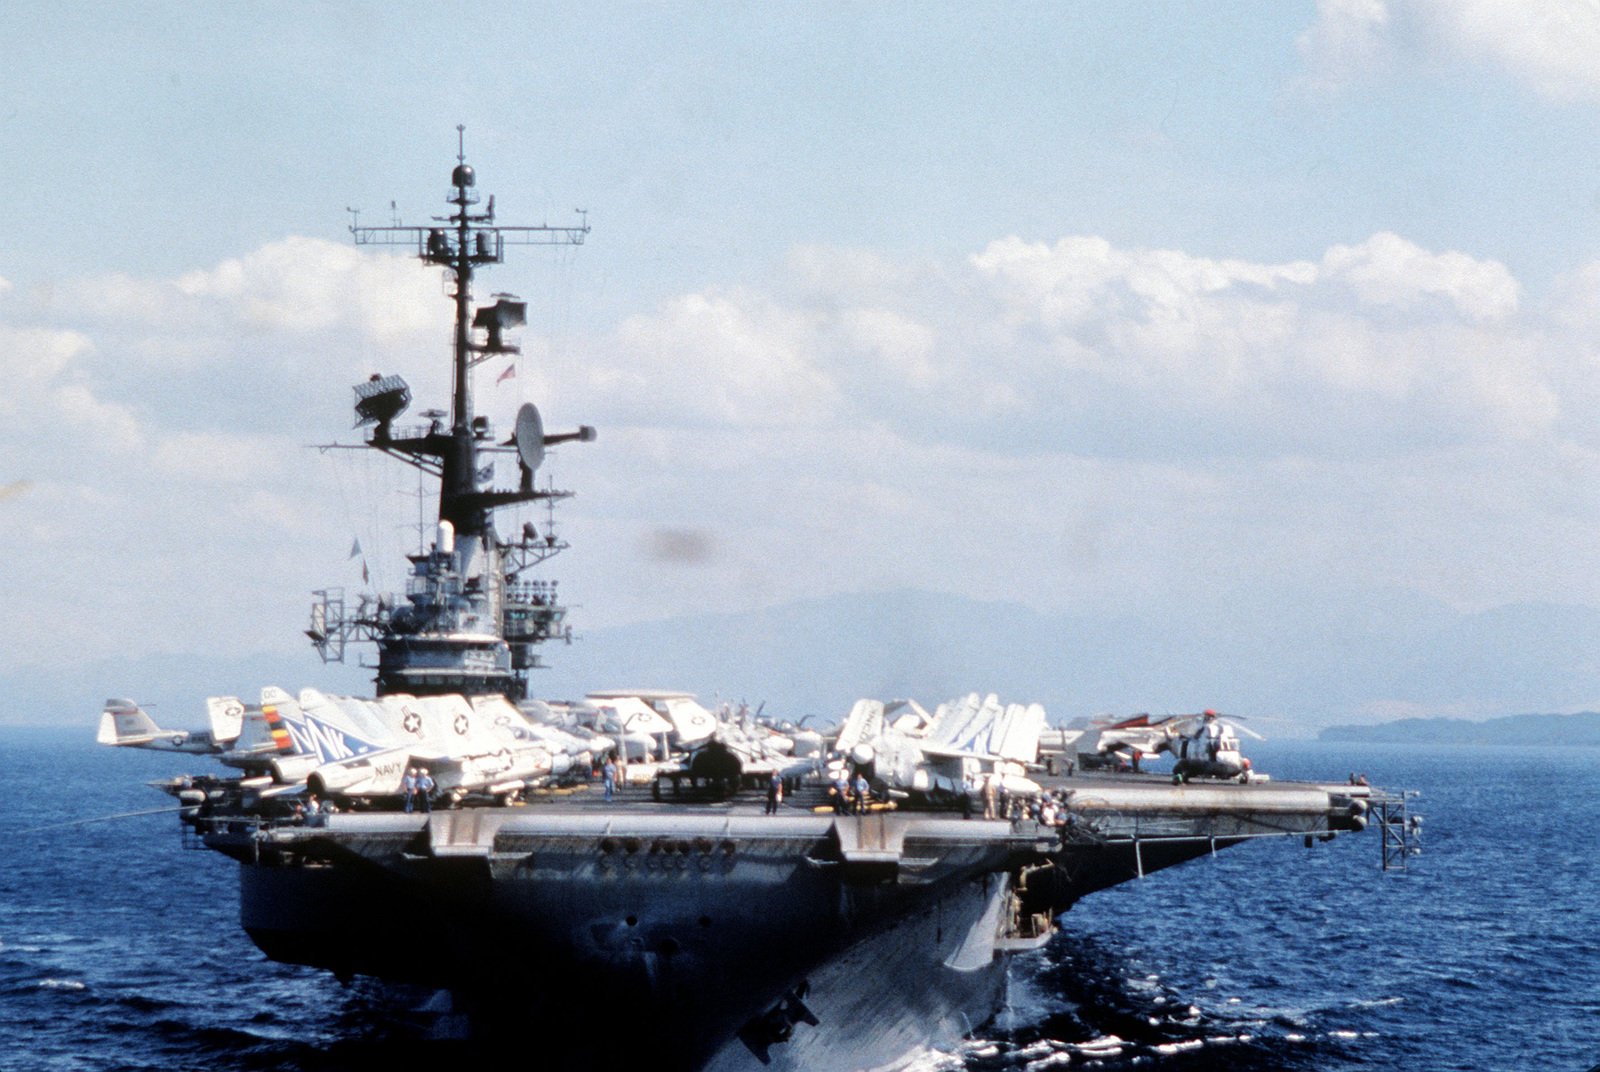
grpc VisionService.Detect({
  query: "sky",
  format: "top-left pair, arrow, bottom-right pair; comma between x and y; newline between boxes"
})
4,1 -> 1600,726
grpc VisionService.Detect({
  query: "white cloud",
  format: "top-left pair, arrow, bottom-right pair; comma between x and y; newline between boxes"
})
1549,262 -> 1600,326
27,238 -> 454,453
555,233 -> 1565,468
0,322 -> 144,453
952,233 -> 1541,439
1300,0 -> 1600,102
1319,232 -> 1520,320
564,235 -> 1529,475
6,230 -> 1600,684
173,236 -> 439,341
1419,0 -> 1600,102
537,232 -> 1600,642
839,307 -> 939,388
607,287 -> 840,426
43,239 -> 437,386
0,241 -> 450,669
1296,0 -> 1394,91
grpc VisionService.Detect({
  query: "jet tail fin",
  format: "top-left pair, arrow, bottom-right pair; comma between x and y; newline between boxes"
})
98,699 -> 163,746
259,698 -> 302,755
205,696 -> 246,745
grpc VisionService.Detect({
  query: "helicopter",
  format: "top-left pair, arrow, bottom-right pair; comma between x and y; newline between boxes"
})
1070,709 -> 1265,782
1164,709 -> 1264,783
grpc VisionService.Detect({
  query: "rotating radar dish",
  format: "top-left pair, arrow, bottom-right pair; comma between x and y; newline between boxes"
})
515,403 -> 546,474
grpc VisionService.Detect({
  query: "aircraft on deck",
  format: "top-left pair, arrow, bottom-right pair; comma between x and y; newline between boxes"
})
1166,709 -> 1263,783
577,691 -> 817,790
1065,709 -> 1264,782
98,698 -> 232,756
98,688 -> 599,803
832,693 -> 1047,805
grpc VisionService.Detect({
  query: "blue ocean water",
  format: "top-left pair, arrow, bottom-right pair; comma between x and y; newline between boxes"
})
2,728 -> 1596,1071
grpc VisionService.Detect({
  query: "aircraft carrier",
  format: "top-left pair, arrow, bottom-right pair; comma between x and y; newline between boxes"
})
103,138 -> 1401,1072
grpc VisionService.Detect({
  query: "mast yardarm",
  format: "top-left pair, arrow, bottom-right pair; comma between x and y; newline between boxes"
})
310,134 -> 593,699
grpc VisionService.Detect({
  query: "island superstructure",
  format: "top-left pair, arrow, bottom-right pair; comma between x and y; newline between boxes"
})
100,142 -> 1399,1072
306,132 -> 593,701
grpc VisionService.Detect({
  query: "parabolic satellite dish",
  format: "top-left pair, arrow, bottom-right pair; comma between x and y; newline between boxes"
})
514,403 -> 545,474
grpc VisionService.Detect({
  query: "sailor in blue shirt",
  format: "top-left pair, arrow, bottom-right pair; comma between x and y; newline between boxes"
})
401,768 -> 418,813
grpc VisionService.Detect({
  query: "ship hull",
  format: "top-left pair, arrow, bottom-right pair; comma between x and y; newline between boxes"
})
222,779 -> 1370,1070
237,811 -> 1024,1070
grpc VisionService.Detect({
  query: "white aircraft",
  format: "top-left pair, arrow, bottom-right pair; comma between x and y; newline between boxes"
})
98,696 -> 319,784
1065,709 -> 1264,782
487,696 -> 614,775
1068,713 -> 1176,771
577,692 -> 813,790
832,693 -> 1047,804
582,691 -> 692,761
98,688 -> 580,803
99,698 -> 228,755
1165,709 -> 1263,783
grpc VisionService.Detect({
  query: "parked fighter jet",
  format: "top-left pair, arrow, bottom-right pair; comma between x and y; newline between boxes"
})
269,687 -> 563,802
99,687 -> 575,803
832,693 -> 1047,805
99,699 -> 225,755
582,691 -> 701,763
579,691 -> 813,790
476,695 -> 609,778
1068,713 -> 1171,771
97,695 -> 324,798
100,696 -> 307,766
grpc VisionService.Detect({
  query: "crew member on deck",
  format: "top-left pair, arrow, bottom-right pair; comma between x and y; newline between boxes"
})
832,772 -> 850,814
415,767 -> 435,812
401,768 -> 419,813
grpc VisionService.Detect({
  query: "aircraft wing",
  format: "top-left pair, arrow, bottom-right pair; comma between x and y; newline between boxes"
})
732,754 -> 817,781
425,742 -> 556,794
916,742 -> 1006,762
662,696 -> 718,746
926,694 -> 1046,763
834,699 -> 886,757
1038,727 -> 1087,752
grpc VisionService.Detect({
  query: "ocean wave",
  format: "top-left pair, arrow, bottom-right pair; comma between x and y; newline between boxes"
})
36,977 -> 87,991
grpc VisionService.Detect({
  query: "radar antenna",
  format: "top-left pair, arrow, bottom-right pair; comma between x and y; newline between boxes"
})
347,127 -> 590,540
310,133 -> 595,699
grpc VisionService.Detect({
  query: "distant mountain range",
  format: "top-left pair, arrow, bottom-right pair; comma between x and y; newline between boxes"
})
1319,711 -> 1600,746
10,587 -> 1600,734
